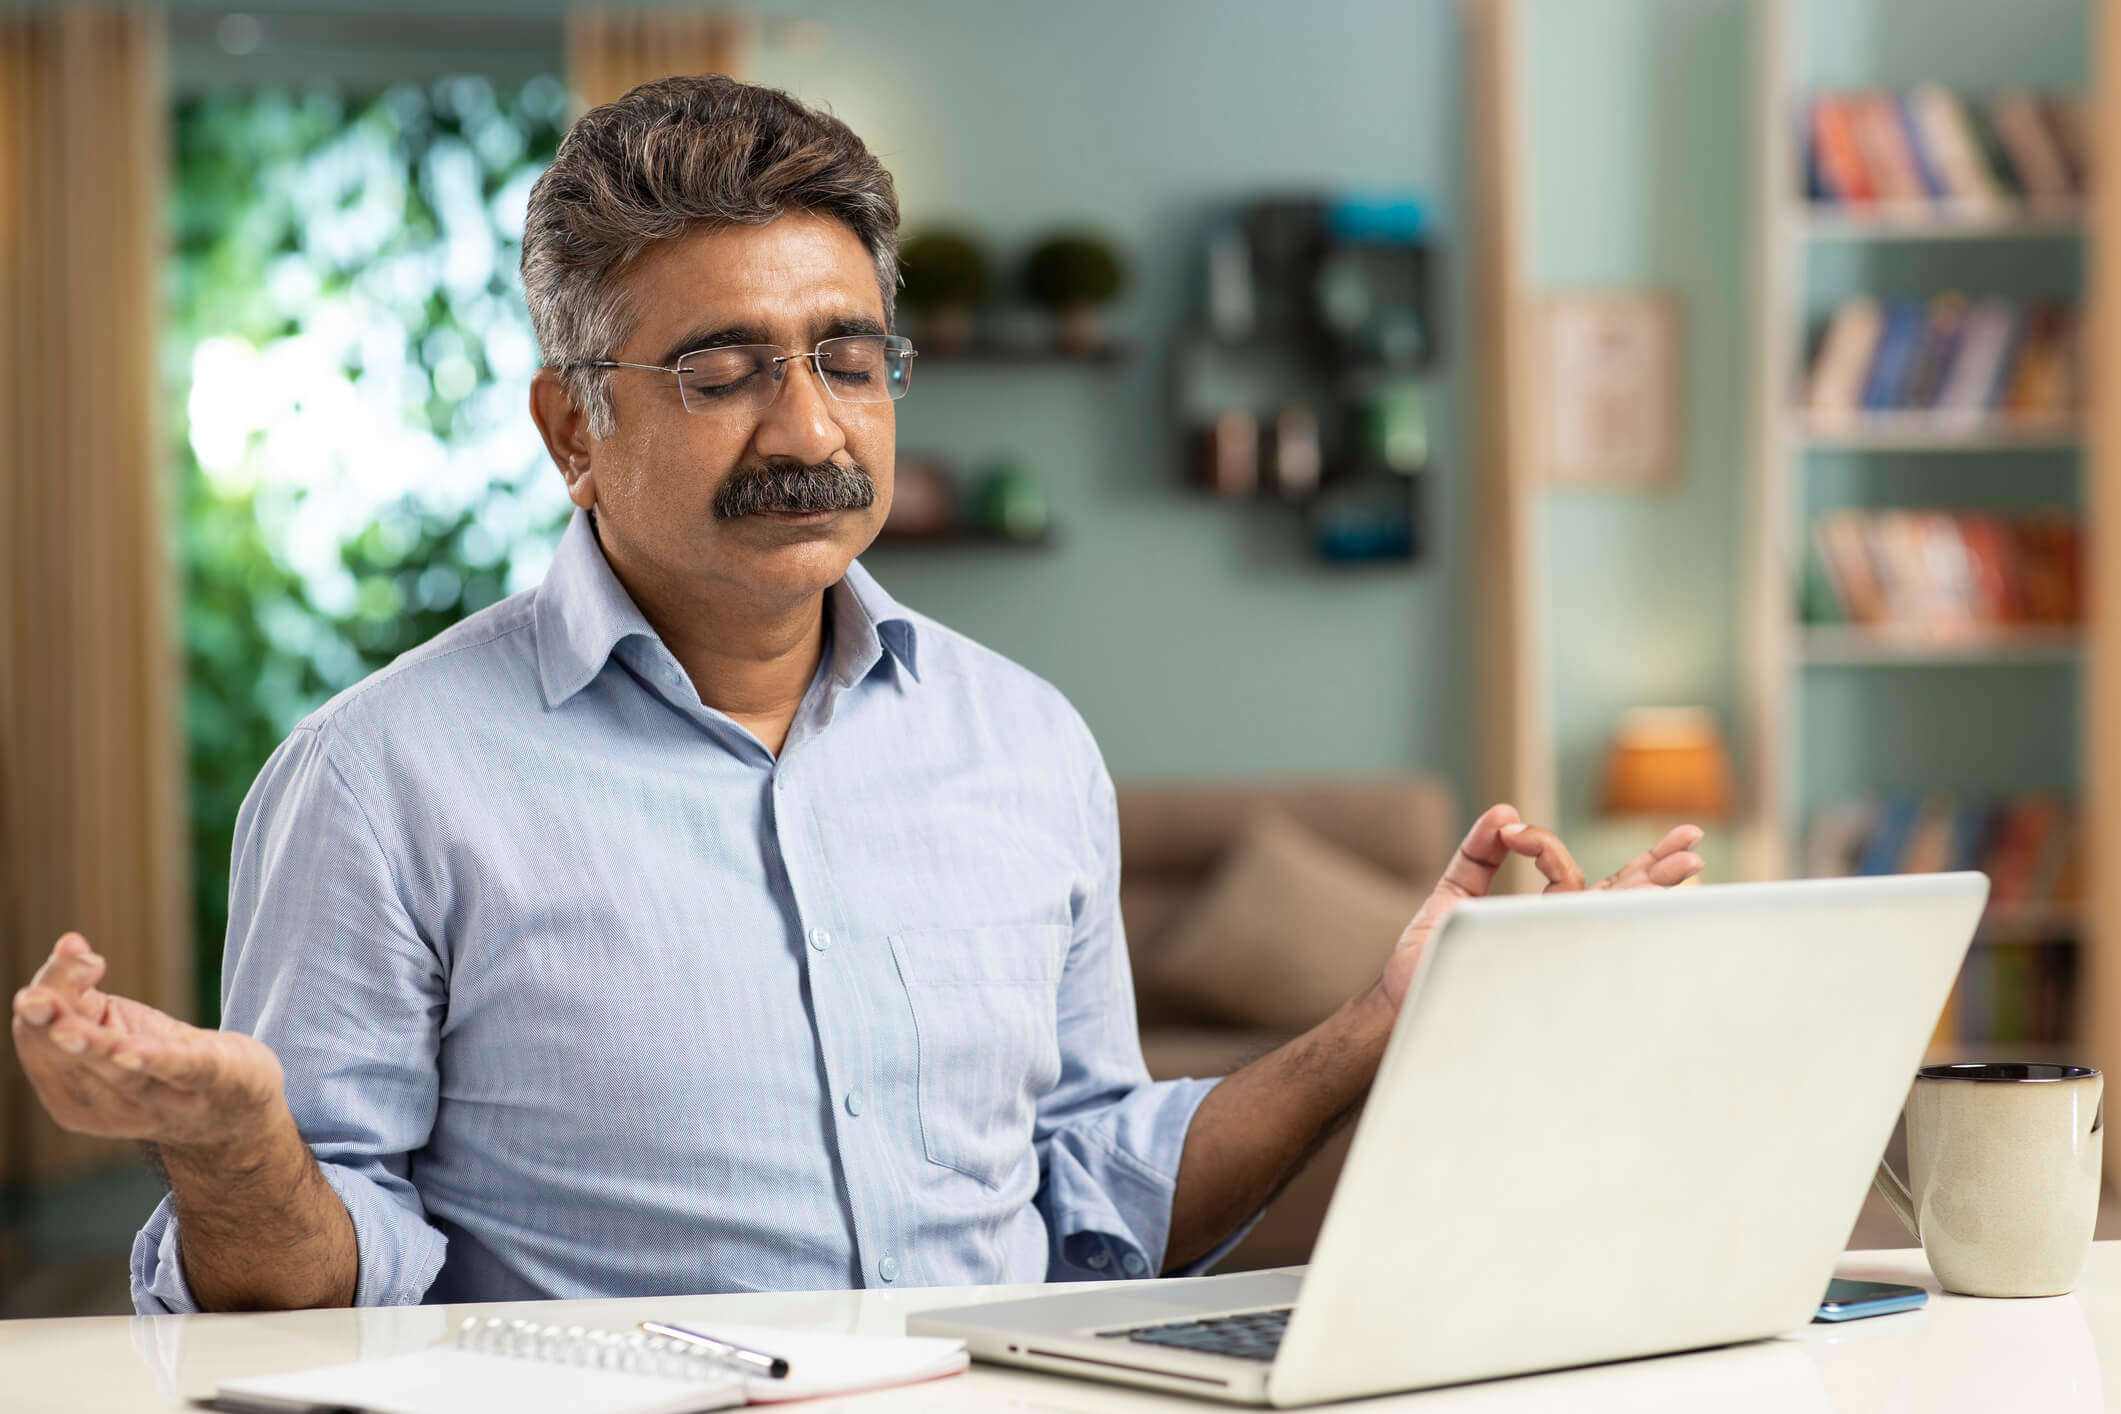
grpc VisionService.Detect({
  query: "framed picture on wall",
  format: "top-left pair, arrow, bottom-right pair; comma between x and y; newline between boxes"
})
1538,292 -> 1682,489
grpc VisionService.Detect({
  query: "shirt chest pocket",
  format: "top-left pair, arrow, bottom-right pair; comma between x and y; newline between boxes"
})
890,924 -> 1068,1189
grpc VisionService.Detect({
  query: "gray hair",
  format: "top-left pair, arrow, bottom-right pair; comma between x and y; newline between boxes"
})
521,74 -> 901,438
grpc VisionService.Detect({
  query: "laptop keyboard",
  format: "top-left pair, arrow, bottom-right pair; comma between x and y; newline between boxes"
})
1102,1307 -> 1293,1362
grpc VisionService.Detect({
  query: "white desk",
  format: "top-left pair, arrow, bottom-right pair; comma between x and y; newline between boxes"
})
3,1245 -> 2116,1412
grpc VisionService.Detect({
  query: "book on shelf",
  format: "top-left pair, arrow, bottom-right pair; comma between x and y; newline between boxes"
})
1807,793 -> 2080,1053
1988,90 -> 2075,211
1803,295 -> 2077,432
1808,509 -> 2081,631
1928,935 -> 2077,1053
1804,87 -> 2086,218
1805,792 -> 2080,909
1905,85 -> 2003,213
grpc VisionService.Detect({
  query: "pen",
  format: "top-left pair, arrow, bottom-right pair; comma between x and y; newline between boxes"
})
639,1320 -> 791,1379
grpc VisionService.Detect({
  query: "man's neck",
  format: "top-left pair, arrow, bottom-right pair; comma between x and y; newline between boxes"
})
594,518 -> 828,732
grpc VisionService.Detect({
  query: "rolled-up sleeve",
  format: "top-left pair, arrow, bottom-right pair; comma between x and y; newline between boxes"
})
130,724 -> 448,1313
1034,747 -> 1262,1281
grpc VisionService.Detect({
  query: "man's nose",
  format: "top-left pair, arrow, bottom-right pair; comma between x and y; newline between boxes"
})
751,355 -> 848,465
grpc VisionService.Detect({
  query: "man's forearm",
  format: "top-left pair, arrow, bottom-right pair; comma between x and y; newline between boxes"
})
1163,984 -> 1397,1271
157,1104 -> 358,1310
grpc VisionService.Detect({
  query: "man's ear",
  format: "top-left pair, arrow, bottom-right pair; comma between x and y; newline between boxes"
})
529,368 -> 598,510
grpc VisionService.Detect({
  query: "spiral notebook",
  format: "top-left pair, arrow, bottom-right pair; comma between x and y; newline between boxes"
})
206,1317 -> 969,1414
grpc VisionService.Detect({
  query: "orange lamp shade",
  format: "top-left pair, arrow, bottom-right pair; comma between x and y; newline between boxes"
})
1597,707 -> 1735,819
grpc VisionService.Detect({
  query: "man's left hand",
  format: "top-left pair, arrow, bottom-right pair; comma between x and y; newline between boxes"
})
1377,804 -> 1705,1011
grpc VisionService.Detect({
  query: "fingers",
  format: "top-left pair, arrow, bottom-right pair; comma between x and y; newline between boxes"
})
1642,850 -> 1706,889
17,934 -> 108,1032
1433,803 -> 1526,900
1499,824 -> 1588,893
27,933 -> 105,1001
1603,831 -> 1705,886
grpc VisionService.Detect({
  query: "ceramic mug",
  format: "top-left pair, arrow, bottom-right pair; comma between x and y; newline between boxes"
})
1873,1062 -> 2102,1297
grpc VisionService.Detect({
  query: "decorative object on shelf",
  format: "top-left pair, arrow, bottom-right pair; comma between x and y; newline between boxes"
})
1195,409 -> 1259,498
1308,475 -> 1417,565
971,460 -> 1050,541
1596,708 -> 1735,820
1205,223 -> 1255,341
1022,231 -> 1126,356
896,229 -> 991,357
1267,403 -> 1321,500
1171,193 -> 1440,563
1241,198 -> 1331,336
1539,292 -> 1680,490
1357,384 -> 1429,475
1314,195 -> 1436,371
881,452 -> 957,538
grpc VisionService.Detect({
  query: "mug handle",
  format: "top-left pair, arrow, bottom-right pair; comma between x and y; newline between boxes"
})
1872,1160 -> 1920,1242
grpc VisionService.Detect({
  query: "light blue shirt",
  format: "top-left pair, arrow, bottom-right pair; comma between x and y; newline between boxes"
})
133,509 -> 1237,1312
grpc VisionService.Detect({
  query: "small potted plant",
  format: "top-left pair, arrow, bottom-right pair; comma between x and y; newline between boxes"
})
1022,231 -> 1125,356
897,229 -> 990,356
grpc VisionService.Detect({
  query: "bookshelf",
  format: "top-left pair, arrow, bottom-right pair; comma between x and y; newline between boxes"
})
1742,0 -> 2098,1090
1802,206 -> 2083,242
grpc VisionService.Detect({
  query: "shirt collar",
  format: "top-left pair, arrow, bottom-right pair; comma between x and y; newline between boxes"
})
535,508 -> 921,709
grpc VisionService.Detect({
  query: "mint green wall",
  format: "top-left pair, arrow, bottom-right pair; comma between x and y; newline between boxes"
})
1525,0 -> 1750,873
747,1 -> 1476,796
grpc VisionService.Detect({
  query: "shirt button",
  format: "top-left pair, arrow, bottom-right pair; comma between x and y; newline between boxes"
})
878,1256 -> 899,1283
1122,1252 -> 1148,1277
809,927 -> 832,952
1085,1249 -> 1110,1271
844,1090 -> 864,1117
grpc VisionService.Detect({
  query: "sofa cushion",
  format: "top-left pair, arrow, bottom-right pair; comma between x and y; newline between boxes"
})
1118,776 -> 1457,886
1143,811 -> 1424,1032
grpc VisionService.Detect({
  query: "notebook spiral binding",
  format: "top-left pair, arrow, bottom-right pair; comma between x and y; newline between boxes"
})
454,1316 -> 731,1383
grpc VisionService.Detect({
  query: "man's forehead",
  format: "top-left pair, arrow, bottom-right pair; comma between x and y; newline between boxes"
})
624,213 -> 885,352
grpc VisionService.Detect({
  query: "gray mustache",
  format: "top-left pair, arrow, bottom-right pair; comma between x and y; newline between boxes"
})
716,459 -> 876,519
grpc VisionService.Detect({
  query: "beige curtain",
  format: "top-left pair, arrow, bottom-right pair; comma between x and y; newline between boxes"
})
565,6 -> 748,110
0,6 -> 189,1189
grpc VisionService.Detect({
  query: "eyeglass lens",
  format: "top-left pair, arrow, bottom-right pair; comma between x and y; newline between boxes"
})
675,335 -> 913,415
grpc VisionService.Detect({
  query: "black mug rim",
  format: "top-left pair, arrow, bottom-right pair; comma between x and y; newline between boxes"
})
1918,1062 -> 2100,1083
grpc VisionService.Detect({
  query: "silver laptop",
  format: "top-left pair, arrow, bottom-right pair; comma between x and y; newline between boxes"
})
910,873 -> 1986,1406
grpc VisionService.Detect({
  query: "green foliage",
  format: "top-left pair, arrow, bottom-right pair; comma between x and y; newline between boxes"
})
1021,231 -> 1125,309
897,229 -> 992,310
170,77 -> 570,1021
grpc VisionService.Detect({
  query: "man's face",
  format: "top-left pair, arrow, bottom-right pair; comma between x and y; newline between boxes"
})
579,211 -> 895,608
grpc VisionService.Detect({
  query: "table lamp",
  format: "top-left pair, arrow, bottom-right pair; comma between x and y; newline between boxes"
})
1597,707 -> 1735,820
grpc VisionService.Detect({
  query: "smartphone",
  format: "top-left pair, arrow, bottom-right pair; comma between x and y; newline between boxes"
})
1814,1277 -> 1928,1322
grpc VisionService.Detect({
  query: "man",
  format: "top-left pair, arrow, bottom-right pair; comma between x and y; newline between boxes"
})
10,76 -> 1704,1314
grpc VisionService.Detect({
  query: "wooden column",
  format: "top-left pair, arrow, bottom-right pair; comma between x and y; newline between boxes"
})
2086,0 -> 2121,1184
565,6 -> 748,111
0,7 -> 189,1188
1467,0 -> 1556,858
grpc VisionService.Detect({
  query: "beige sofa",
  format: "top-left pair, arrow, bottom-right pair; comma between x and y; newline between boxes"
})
1116,775 -> 1458,1271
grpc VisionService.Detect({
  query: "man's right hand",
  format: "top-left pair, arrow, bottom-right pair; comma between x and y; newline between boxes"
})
11,933 -> 285,1153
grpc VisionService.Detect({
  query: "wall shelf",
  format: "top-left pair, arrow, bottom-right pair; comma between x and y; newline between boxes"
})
1798,202 -> 2083,243
1796,413 -> 2080,452
1798,625 -> 2081,666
